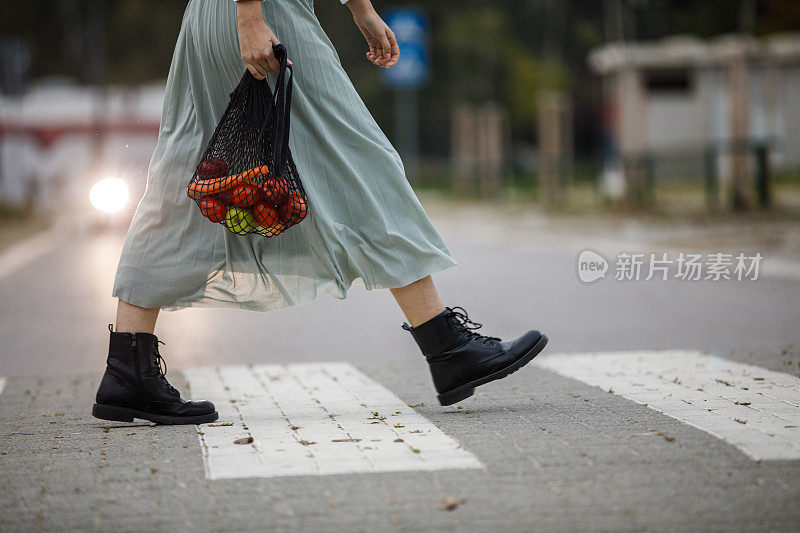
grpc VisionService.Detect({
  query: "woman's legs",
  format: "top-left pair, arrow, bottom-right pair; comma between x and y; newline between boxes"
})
396,275 -> 548,406
115,299 -> 160,334
390,276 -> 446,327
93,298 -> 218,424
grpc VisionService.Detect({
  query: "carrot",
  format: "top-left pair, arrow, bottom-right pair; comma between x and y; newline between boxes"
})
187,164 -> 269,200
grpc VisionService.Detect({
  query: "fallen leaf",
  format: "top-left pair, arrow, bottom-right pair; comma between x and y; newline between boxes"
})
208,422 -> 234,427
441,497 -> 466,511
233,436 -> 254,445
394,438 -> 404,443
655,432 -> 675,442
331,438 -> 361,443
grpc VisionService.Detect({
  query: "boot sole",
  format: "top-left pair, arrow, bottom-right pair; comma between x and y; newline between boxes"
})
92,404 -> 219,425
436,333 -> 549,406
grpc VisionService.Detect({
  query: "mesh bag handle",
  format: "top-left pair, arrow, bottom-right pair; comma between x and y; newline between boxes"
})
270,44 -> 293,178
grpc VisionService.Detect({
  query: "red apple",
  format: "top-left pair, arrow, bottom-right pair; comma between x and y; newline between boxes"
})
261,176 -> 289,205
253,202 -> 281,227
278,191 -> 308,224
199,198 -> 227,223
197,157 -> 227,180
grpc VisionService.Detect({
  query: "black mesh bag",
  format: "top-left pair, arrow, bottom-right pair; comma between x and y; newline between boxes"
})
186,44 -> 307,237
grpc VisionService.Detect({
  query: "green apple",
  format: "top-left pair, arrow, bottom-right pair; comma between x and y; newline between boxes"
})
225,207 -> 257,235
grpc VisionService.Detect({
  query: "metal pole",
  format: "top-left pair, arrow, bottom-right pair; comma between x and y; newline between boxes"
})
754,143 -> 770,208
704,144 -> 719,211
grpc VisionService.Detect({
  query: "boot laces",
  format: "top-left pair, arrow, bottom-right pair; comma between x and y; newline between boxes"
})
447,307 -> 500,346
154,341 -> 178,396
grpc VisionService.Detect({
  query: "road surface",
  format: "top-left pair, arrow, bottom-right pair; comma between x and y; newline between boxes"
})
1,206 -> 799,531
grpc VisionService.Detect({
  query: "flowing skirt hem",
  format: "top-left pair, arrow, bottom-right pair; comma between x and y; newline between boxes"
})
112,256 -> 457,313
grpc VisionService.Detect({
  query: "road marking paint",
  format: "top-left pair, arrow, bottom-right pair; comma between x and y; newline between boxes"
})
0,377 -> 5,395
539,351 -> 800,461
0,229 -> 62,281
183,362 -> 483,480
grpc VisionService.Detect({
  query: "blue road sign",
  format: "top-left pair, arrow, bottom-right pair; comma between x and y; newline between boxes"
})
382,8 -> 429,89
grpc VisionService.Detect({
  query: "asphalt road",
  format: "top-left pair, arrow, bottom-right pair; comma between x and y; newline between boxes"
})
1,210 -> 799,531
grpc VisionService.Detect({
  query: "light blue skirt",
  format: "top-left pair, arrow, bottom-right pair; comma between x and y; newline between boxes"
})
112,0 -> 456,312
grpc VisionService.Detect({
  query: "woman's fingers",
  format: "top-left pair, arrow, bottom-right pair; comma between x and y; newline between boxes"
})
379,33 -> 392,65
246,61 -> 267,80
264,49 -> 281,73
384,28 -> 400,68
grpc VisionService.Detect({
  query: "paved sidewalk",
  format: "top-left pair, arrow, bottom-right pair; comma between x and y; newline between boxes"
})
2,354 -> 800,531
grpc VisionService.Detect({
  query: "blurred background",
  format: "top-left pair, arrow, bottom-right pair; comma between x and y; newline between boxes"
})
3,5 -> 800,529
2,0 -> 800,237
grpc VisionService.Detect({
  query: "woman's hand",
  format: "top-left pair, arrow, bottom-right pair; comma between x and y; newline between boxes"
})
346,0 -> 399,68
236,0 -> 289,79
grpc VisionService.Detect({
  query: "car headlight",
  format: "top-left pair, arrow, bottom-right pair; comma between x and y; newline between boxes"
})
90,178 -> 129,214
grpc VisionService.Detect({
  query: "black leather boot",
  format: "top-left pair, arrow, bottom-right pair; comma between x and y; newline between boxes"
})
92,325 -> 218,425
403,307 -> 548,406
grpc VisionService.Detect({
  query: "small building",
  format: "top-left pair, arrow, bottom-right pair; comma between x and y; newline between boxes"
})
589,33 -> 800,202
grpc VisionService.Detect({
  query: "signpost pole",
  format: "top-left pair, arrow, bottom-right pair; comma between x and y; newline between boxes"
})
382,8 -> 429,185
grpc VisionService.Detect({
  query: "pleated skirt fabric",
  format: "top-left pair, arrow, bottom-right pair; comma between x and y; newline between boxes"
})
112,0 -> 456,312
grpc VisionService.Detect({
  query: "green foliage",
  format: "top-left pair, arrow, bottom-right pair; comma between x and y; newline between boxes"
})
507,56 -> 569,130
106,1 -> 187,85
437,8 -> 512,102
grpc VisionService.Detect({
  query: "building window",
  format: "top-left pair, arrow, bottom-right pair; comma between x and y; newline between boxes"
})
644,68 -> 693,95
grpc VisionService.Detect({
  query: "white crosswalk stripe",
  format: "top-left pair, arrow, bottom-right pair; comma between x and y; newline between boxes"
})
539,350 -> 800,461
0,377 -> 5,396
183,363 -> 483,480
